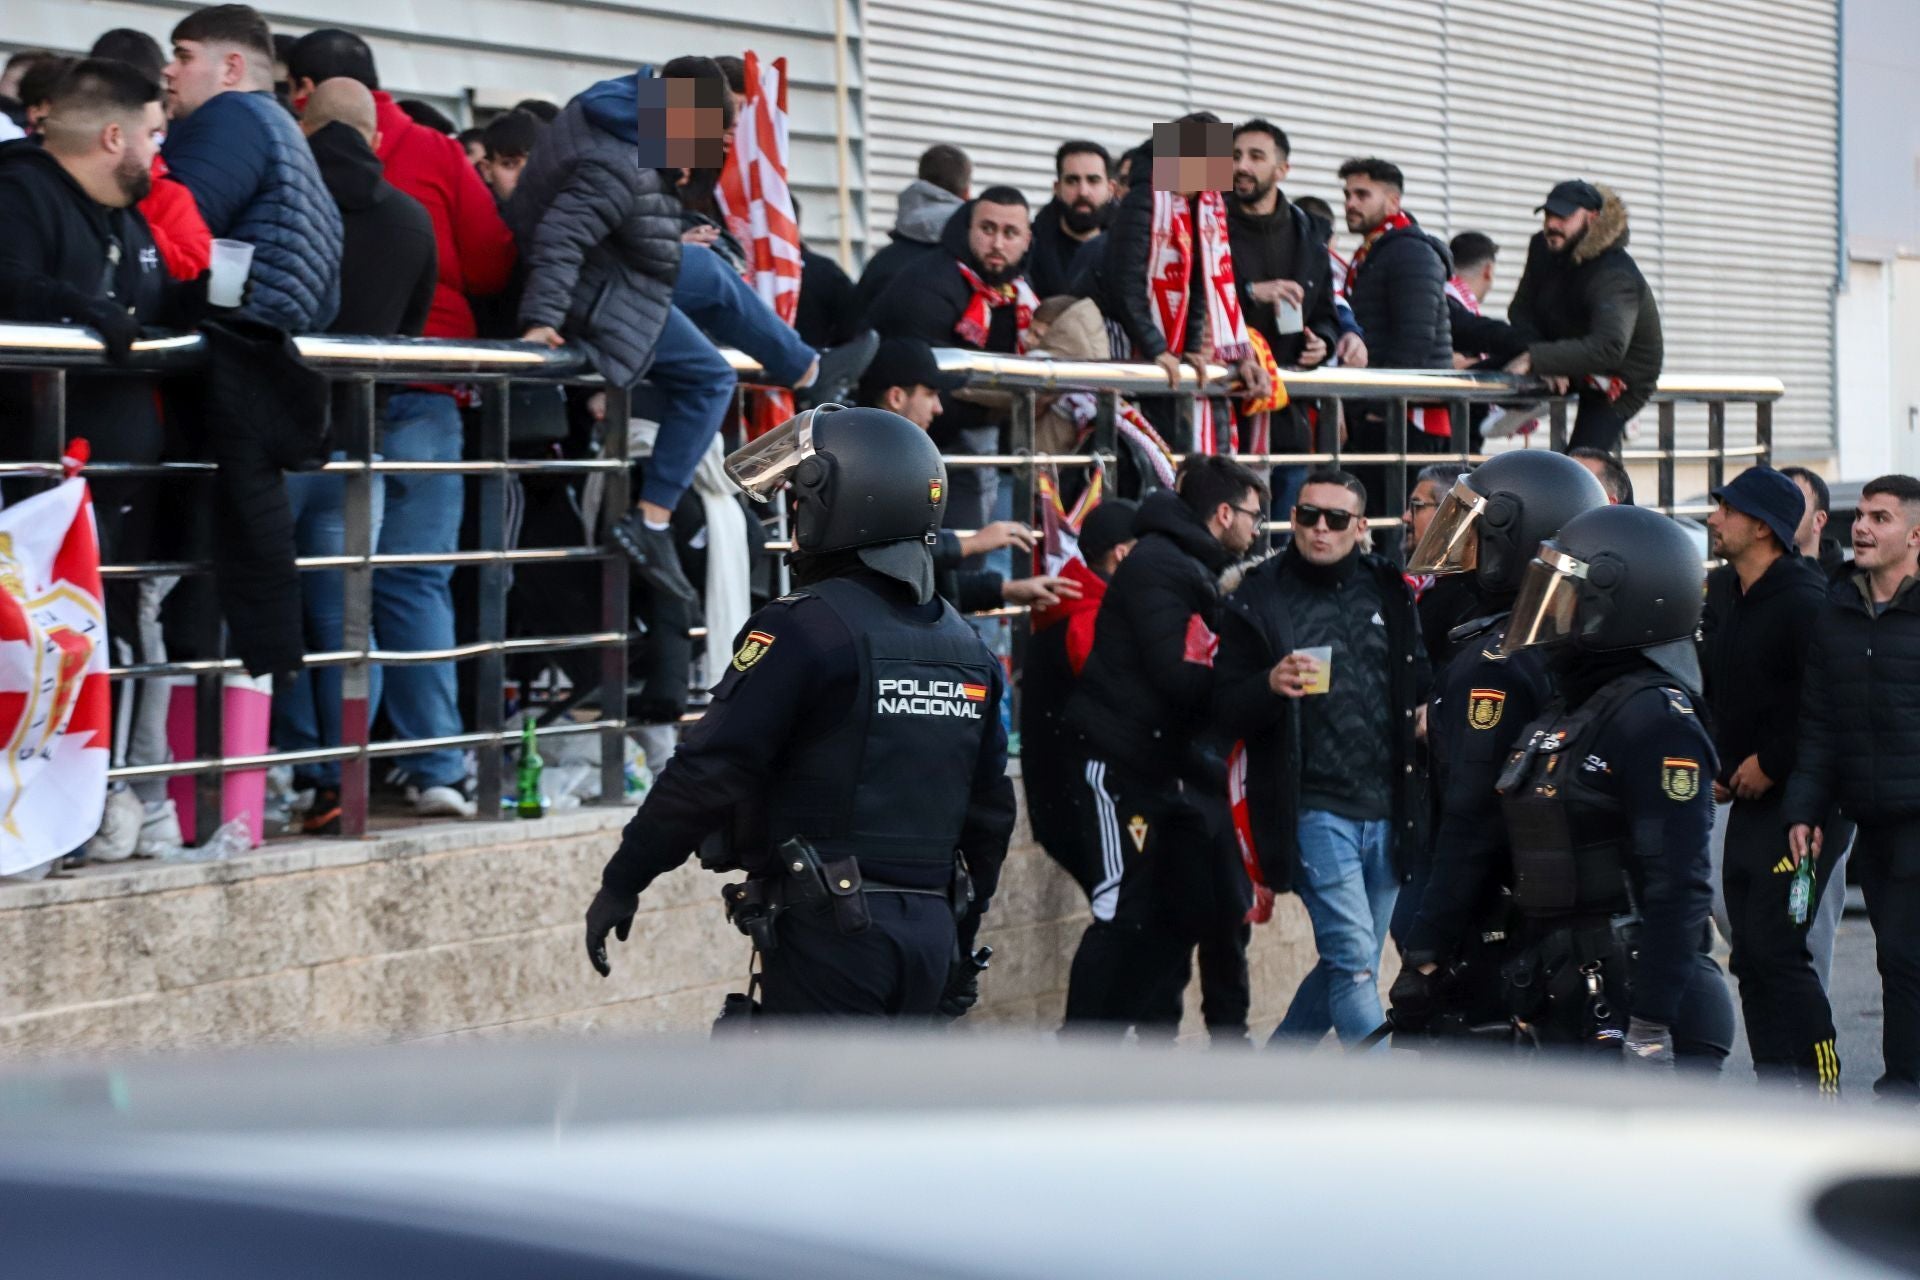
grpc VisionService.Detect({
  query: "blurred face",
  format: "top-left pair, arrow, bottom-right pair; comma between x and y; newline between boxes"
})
1542,207 -> 1593,252
1343,174 -> 1399,233
1231,130 -> 1288,207
1707,500 -> 1768,561
164,39 -> 242,119
1293,481 -> 1367,564
1215,486 -> 1264,557
1792,476 -> 1828,553
967,200 -> 1031,280
483,152 -> 527,201
1054,151 -> 1111,233
883,384 -> 944,432
1851,494 -> 1920,572
1152,119 -> 1232,195
1404,478 -> 1444,556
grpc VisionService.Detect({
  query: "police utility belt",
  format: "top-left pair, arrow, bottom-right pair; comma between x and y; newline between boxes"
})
721,837 -> 972,952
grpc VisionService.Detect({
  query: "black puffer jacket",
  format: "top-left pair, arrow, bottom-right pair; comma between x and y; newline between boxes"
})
1027,197 -> 1106,299
1066,489 -> 1236,779
1346,216 -> 1452,370
1783,573 -> 1920,831
506,77 -> 681,390
1090,141 -> 1205,361
1507,185 -> 1664,422
1213,549 -> 1426,891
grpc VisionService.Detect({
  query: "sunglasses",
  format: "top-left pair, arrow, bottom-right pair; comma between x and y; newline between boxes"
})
1293,503 -> 1358,532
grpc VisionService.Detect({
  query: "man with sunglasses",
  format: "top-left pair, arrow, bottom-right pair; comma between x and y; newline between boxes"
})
1215,469 -> 1429,1047
1062,455 -> 1269,1034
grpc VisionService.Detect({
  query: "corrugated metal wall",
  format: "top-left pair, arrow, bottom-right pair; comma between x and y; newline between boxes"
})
865,0 -> 1839,456
4,0 -> 869,259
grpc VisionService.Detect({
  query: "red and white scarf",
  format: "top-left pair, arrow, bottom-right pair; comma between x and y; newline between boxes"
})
1348,211 -> 1450,439
1445,275 -> 1480,316
1059,392 -> 1179,489
954,262 -> 1039,351
1144,190 -> 1250,363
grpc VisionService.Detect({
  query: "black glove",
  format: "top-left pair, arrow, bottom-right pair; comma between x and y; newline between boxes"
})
1388,963 -> 1440,1028
938,946 -> 992,1019
585,886 -> 638,977
65,292 -> 141,362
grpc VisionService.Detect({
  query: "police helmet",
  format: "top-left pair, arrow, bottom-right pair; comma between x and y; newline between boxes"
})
1499,504 -> 1705,692
1407,450 -> 1608,594
724,404 -> 947,600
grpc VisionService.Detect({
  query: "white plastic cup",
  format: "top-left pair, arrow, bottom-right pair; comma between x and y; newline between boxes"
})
1276,299 -> 1305,335
207,238 -> 255,308
1293,645 -> 1332,694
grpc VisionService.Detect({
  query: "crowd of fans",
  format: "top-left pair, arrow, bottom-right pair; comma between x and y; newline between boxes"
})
6,14 -> 1916,1082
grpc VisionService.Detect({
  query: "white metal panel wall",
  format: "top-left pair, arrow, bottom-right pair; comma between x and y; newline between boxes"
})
864,0 -> 1838,453
5,0 -> 868,261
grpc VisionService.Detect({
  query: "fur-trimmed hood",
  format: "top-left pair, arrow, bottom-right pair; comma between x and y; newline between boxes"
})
1571,185 -> 1630,264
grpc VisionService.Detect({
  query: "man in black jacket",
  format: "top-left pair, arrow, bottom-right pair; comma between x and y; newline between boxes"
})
1062,455 -> 1267,1034
1338,158 -> 1453,514
1028,140 -> 1113,299
1785,474 -> 1920,1100
1701,466 -> 1839,1090
281,76 -> 438,834
866,188 -> 1033,544
1214,468 -> 1427,1046
1228,118 -> 1336,519
851,144 -> 969,322
1505,180 -> 1664,453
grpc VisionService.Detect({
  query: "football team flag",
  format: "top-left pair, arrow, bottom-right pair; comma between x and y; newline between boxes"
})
716,51 -> 802,325
0,472 -> 110,875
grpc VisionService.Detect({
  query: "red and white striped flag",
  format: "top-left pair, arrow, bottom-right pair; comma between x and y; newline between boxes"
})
716,51 -> 802,324
0,471 -> 110,875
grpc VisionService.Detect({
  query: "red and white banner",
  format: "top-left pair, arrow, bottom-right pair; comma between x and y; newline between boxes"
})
0,476 -> 110,875
716,51 -> 802,324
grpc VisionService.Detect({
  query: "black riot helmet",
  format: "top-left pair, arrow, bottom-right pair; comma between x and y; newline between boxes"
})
724,404 -> 947,601
1499,504 -> 1705,693
1407,450 -> 1608,595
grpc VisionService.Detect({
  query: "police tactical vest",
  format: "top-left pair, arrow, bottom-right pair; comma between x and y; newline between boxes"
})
1496,669 -> 1674,918
763,576 -> 997,870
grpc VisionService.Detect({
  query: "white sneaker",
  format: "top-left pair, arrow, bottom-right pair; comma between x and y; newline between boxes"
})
84,787 -> 144,863
136,798 -> 184,857
409,784 -> 476,819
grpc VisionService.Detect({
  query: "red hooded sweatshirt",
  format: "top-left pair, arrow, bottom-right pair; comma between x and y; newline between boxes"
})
372,92 -> 515,338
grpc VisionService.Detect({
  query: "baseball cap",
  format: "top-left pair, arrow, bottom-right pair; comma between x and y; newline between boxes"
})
1710,465 -> 1805,555
1078,498 -> 1140,565
1535,179 -> 1604,217
856,337 -> 967,402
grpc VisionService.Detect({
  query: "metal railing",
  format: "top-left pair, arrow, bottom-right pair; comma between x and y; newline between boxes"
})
1,320 -> 1781,853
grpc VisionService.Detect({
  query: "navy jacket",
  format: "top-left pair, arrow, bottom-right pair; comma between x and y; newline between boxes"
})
164,90 -> 341,332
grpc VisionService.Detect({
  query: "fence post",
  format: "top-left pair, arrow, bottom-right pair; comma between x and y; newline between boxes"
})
338,379 -> 377,837
29,369 -> 66,493
1549,398 -> 1569,452
598,385 -> 632,808
472,387 -> 510,822
1706,401 -> 1727,501
1755,400 -> 1773,468
1657,401 -> 1677,517
1387,396 -> 1411,556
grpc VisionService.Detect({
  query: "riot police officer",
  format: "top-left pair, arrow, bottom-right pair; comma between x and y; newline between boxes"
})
584,405 -> 1017,1019
1480,504 -> 1732,1065
1389,451 -> 1606,1024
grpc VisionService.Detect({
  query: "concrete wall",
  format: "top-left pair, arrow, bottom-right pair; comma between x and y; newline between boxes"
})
0,806 -> 1328,1058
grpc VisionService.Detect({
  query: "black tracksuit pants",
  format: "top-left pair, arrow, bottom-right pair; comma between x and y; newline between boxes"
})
1853,824 -> 1920,1100
1723,794 -> 1841,1090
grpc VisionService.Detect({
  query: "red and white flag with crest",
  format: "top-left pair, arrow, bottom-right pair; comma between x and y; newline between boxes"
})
0,474 -> 110,875
716,51 -> 802,324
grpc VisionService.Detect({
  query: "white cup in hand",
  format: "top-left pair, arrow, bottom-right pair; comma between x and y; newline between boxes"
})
208,239 -> 255,308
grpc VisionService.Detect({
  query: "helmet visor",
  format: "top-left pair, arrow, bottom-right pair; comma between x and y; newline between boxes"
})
1499,546 -> 1589,656
1406,480 -> 1485,576
723,406 -> 828,502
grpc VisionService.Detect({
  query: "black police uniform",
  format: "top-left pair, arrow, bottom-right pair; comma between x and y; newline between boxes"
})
1495,662 -> 1733,1063
598,569 -> 1017,1018
1395,614 -> 1553,1031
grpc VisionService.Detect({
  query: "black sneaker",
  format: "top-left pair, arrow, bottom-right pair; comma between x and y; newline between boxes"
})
304,786 -> 343,836
795,329 -> 879,411
607,512 -> 699,609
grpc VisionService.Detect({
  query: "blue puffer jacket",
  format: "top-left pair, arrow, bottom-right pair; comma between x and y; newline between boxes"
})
163,90 -> 341,331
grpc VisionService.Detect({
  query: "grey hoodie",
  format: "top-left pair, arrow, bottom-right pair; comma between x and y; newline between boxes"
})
893,178 -> 964,244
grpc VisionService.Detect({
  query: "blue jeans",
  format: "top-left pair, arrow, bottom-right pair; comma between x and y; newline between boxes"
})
274,457 -> 385,787
1274,809 -> 1399,1047
673,243 -> 815,387
374,391 -> 465,789
628,305 -> 738,511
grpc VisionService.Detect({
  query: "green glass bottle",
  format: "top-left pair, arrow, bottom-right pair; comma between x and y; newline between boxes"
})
517,718 -> 544,819
1788,854 -> 1813,925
